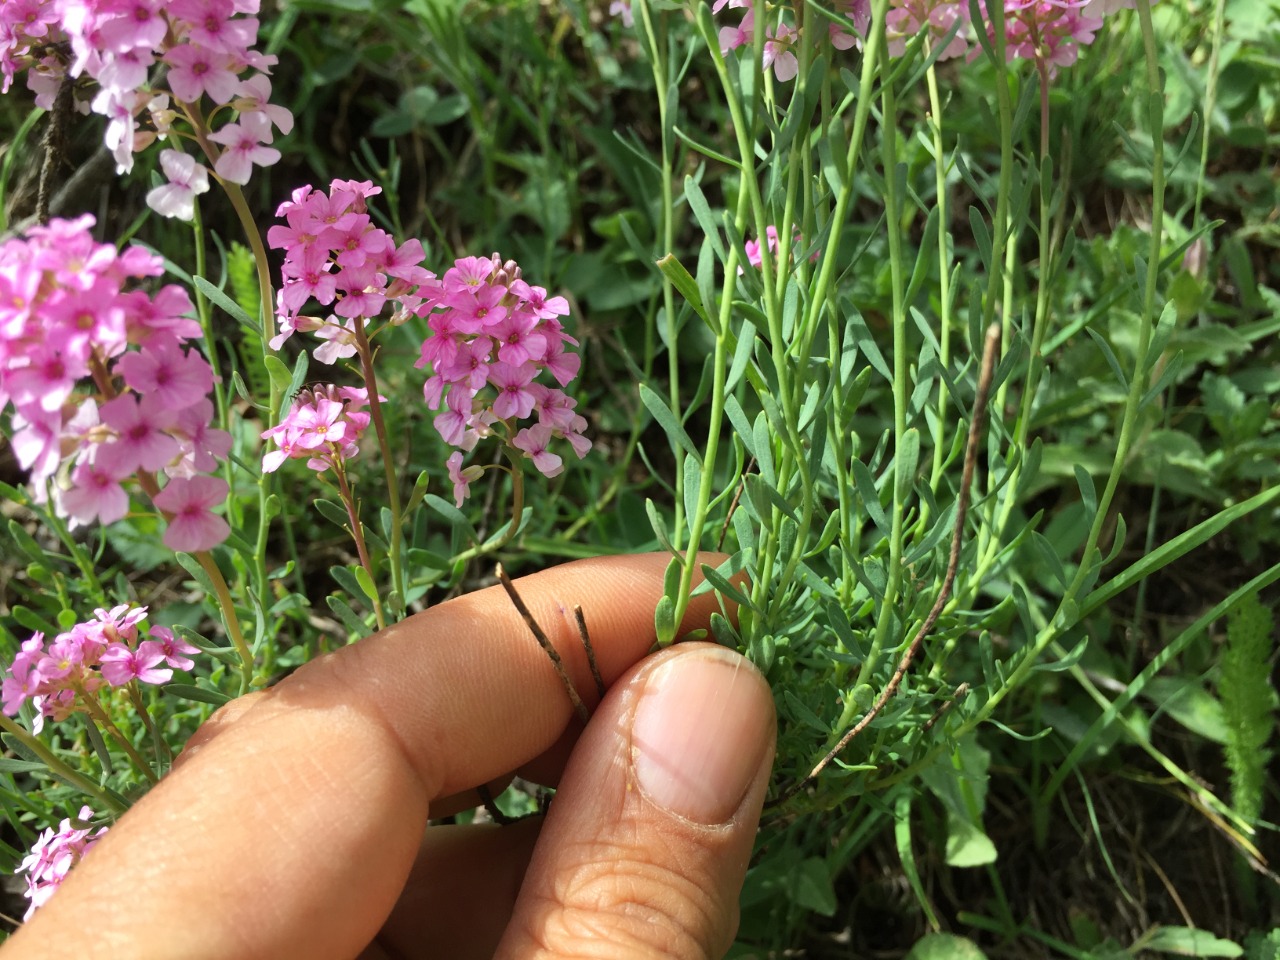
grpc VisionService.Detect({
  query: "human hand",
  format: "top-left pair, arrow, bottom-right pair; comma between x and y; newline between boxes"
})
2,554 -> 775,960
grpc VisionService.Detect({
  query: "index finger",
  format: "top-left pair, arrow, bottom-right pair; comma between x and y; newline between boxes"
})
3,553 -> 730,960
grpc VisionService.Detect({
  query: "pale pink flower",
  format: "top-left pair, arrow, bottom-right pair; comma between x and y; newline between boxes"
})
61,460 -> 130,526
513,422 -> 564,478
763,23 -> 799,82
146,149 -> 211,220
208,117 -> 280,184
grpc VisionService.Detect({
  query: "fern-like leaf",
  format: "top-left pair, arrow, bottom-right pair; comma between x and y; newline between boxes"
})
1219,590 -> 1276,825
227,241 -> 272,403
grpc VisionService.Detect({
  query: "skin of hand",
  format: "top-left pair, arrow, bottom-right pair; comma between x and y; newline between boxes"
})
1,553 -> 776,960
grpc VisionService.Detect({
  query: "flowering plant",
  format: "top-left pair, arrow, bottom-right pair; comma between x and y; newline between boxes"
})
0,0 -> 1270,949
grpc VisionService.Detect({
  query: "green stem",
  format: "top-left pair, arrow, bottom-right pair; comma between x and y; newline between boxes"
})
334,459 -> 386,631
960,0 -> 1167,727
77,690 -> 158,784
352,319 -> 403,618
851,34 -> 909,697
636,0 -> 684,548
0,715 -> 126,814
195,550 -> 255,693
452,450 -> 526,564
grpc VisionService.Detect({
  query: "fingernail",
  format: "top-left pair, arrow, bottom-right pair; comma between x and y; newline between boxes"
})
630,648 -> 773,824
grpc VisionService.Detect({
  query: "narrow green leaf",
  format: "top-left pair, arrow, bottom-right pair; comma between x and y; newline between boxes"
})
1085,327 -> 1128,390
313,498 -> 351,528
655,253 -> 712,333
1082,486 -> 1280,617
851,460 -> 888,534
194,275 -> 258,332
327,594 -> 373,640
353,564 -> 380,605
699,562 -> 757,611
164,683 -> 233,707
1141,927 -> 1242,958
638,382 -> 702,462
174,552 -> 217,596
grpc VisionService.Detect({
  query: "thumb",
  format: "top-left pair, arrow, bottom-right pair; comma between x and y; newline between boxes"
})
496,643 -> 776,959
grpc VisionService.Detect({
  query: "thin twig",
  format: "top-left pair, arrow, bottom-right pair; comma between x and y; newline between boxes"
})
476,784 -> 515,825
574,605 -> 605,700
778,322 -> 1001,804
921,682 -> 970,734
717,456 -> 756,551
496,564 -> 590,724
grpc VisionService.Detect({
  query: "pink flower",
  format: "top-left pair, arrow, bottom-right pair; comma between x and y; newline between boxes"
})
763,23 -> 799,82
447,451 -> 482,507
99,640 -> 173,686
513,422 -> 564,478
488,361 -> 538,420
153,474 -> 230,551
163,42 -> 240,104
149,626 -> 199,671
61,460 -> 130,526
16,806 -> 107,920
115,337 -> 214,410
97,393 -> 181,475
208,116 -> 280,184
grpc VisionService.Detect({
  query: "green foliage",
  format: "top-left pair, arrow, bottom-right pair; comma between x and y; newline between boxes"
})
1219,592 -> 1276,825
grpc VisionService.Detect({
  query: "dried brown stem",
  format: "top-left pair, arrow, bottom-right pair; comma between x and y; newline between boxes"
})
496,564 -> 590,724
779,322 -> 1001,804
574,605 -> 605,700
717,456 -> 756,551
36,55 -> 74,225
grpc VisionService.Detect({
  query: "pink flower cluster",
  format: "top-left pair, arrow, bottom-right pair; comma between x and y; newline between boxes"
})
15,805 -> 107,919
715,0 -> 868,80
1,604 -> 197,733
0,0 -> 291,219
416,254 -> 591,504
0,215 -> 231,551
261,385 -> 373,474
268,179 -> 433,354
714,0 -> 1148,77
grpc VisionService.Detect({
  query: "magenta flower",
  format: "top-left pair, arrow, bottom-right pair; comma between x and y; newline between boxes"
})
153,474 -> 230,552
260,385 -> 374,474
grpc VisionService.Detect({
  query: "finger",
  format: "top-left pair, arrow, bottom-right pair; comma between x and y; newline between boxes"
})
5,553 -> 729,960
497,643 -> 775,960
361,819 -> 543,960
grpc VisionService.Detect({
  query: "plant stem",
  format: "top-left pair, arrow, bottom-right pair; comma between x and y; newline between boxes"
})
334,459 -> 386,631
77,690 -> 158,784
0,716 -> 126,814
352,319 -> 404,618
637,0 -> 685,548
